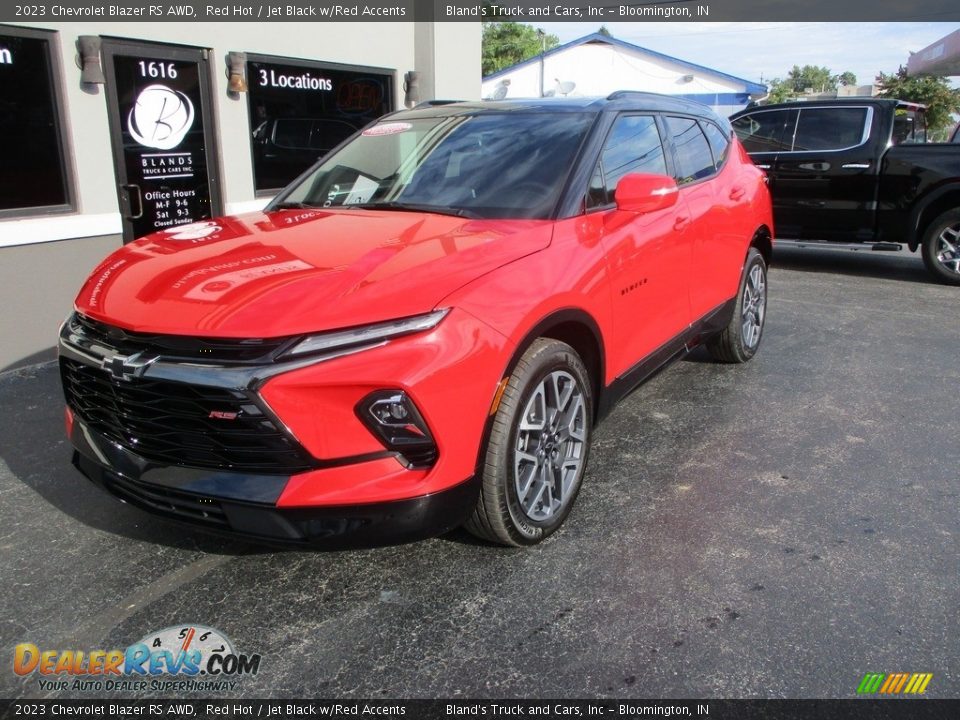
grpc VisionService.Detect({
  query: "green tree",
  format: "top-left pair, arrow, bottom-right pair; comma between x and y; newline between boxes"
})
837,71 -> 857,87
766,78 -> 797,103
786,64 -> 836,94
482,22 -> 559,77
876,66 -> 960,137
764,66 -> 859,104
597,25 -> 613,37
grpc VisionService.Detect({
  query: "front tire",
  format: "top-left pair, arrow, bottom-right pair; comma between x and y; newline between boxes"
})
465,339 -> 593,547
707,247 -> 767,363
921,209 -> 960,286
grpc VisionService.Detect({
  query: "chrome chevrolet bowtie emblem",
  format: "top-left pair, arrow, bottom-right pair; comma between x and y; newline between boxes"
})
102,352 -> 153,382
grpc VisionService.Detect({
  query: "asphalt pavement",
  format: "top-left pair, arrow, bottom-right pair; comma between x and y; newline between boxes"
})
1,246 -> 957,700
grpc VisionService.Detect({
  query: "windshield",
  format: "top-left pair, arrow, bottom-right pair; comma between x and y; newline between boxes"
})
272,112 -> 594,219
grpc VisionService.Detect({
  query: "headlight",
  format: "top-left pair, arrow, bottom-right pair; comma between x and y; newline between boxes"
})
282,308 -> 449,359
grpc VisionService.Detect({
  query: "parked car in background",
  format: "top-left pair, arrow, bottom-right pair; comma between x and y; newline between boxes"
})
60,93 -> 772,547
252,117 -> 358,189
731,99 -> 960,284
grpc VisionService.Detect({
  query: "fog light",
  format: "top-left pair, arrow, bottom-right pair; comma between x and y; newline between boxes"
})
374,400 -> 409,424
357,390 -> 437,468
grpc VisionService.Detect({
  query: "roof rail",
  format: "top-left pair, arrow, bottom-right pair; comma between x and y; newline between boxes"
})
413,99 -> 464,109
606,90 -> 650,101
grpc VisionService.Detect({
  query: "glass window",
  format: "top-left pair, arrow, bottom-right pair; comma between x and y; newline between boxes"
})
732,109 -> 794,153
793,107 -> 869,151
701,121 -> 730,170
278,112 -> 594,220
892,110 -> 925,145
0,28 -> 72,214
665,116 -> 715,185
587,166 -> 606,209
588,115 -> 666,209
247,58 -> 394,192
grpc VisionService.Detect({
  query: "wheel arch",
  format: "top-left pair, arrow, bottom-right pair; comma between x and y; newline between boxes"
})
751,225 -> 773,266
909,185 -> 960,252
515,309 -> 606,419
471,308 -> 607,476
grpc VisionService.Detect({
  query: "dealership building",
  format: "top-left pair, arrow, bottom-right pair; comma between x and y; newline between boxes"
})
0,21 -> 481,370
482,32 -> 766,116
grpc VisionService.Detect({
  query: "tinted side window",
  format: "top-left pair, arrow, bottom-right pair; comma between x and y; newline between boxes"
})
665,116 -> 715,185
587,166 -> 606,209
793,107 -> 869,151
732,110 -> 793,153
891,110 -> 925,145
588,114 -> 667,208
701,121 -> 730,170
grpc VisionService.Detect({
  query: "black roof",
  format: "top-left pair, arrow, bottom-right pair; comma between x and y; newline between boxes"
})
390,92 -> 730,129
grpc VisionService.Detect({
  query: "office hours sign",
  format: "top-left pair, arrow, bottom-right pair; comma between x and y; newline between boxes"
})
104,43 -> 220,242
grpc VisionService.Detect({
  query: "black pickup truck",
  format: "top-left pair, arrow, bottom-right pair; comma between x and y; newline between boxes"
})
730,99 -> 960,284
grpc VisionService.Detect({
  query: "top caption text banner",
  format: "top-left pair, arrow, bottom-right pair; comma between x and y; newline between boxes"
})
3,0 -> 960,23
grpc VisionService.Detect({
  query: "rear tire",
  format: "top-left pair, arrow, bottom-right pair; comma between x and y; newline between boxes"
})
707,247 -> 767,363
920,209 -> 960,286
465,339 -> 593,547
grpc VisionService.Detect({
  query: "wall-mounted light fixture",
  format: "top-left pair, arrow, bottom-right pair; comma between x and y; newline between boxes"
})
76,36 -> 105,85
226,51 -> 247,94
403,71 -> 420,108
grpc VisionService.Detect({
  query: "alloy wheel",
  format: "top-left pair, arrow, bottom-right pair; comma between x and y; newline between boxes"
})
514,370 -> 587,522
935,223 -> 960,276
742,262 -> 766,349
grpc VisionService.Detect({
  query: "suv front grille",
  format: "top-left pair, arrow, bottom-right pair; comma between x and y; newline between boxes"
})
61,357 -> 316,474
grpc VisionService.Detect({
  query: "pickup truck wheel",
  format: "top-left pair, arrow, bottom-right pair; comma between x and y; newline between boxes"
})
464,339 -> 592,547
921,210 -> 960,286
707,247 -> 767,363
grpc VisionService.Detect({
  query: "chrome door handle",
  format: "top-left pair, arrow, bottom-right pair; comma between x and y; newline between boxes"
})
755,164 -> 772,170
842,163 -> 871,169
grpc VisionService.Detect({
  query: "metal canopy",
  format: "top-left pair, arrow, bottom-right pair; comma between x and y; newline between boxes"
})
907,29 -> 960,77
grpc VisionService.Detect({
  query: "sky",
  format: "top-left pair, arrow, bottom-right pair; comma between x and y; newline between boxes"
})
523,22 -> 960,88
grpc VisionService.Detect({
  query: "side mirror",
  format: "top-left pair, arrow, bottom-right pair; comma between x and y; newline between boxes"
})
614,173 -> 679,213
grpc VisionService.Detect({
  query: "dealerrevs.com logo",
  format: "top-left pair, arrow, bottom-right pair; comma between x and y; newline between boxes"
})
13,625 -> 261,693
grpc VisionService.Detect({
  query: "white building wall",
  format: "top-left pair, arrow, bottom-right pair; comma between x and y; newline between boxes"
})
431,22 -> 482,101
482,41 -> 752,116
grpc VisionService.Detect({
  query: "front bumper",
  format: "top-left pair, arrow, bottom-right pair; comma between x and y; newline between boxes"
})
70,414 -> 478,543
58,307 -> 510,543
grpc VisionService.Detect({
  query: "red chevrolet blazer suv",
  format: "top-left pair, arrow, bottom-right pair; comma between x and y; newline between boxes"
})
59,93 -> 773,546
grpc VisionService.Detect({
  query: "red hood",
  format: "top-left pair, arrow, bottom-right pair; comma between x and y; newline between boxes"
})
75,208 -> 552,337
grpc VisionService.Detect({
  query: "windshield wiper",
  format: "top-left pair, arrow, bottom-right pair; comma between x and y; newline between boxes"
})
354,201 -> 481,219
270,201 -> 320,210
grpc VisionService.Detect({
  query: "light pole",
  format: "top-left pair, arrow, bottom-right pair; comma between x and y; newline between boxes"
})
537,29 -> 546,98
